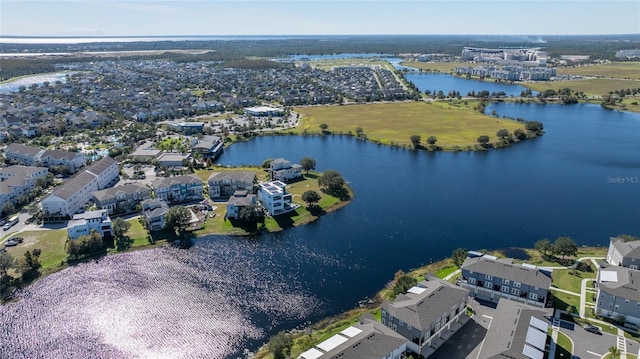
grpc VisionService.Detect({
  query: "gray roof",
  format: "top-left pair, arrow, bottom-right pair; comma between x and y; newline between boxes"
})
382,275 -> 469,331
462,256 -> 551,289
85,156 -> 117,177
41,149 -> 79,161
479,300 -> 552,359
46,171 -> 96,201
92,183 -> 150,201
141,198 -> 169,218
324,315 -> 407,359
6,143 -> 42,157
193,135 -> 221,150
207,171 -> 256,183
598,264 -> 640,302
228,192 -> 256,207
0,165 -> 48,178
153,174 -> 202,189
611,237 -> 640,260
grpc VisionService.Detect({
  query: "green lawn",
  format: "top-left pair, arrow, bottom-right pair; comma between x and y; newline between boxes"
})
302,58 -> 394,71
524,78 -> 640,96
552,268 -> 596,294
553,293 -> 581,313
509,246 -> 606,267
4,229 -> 68,273
294,101 -> 527,150
557,62 -> 640,80
126,219 -> 151,247
434,265 -> 458,279
554,331 -> 573,359
400,61 -> 461,73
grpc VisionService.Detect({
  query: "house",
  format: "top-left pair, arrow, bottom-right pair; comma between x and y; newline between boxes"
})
38,149 -> 86,173
207,171 -> 256,199
477,300 -> 552,359
67,209 -> 113,239
269,158 -> 302,182
5,143 -> 43,166
141,198 -> 169,231
152,174 -> 203,203
40,156 -> 119,219
92,183 -> 151,214
607,237 -> 640,269
226,190 -> 257,219
156,152 -> 190,168
191,135 -> 223,159
381,275 -> 470,357
244,106 -> 284,117
166,121 -> 204,134
0,165 -> 49,205
460,253 -> 552,308
257,181 -> 295,216
595,264 -> 640,326
298,314 -> 408,359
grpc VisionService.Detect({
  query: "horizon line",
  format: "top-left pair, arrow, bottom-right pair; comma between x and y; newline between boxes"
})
2,33 -> 639,38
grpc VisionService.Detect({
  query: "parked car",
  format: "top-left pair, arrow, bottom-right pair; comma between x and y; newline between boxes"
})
584,325 -> 602,335
5,239 -> 18,247
12,237 -> 23,243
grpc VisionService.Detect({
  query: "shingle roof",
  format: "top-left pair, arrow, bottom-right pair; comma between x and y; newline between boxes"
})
598,264 -> 640,302
479,300 -> 552,359
462,256 -> 551,289
207,171 -> 256,183
0,165 -> 48,178
85,156 -> 117,177
153,174 -> 202,189
92,183 -> 149,201
45,172 -> 96,201
41,149 -> 79,161
382,275 -> 469,331
6,143 -> 42,157
611,237 -> 640,260
228,193 -> 256,207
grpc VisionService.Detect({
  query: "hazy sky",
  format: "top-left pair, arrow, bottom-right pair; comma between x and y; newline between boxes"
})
1,0 -> 639,37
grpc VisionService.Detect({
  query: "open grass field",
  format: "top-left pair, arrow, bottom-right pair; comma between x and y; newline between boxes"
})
294,101 -> 526,150
507,246 -> 607,267
400,61 -> 461,73
523,78 -> 640,96
552,268 -> 596,294
557,62 -> 640,80
301,58 -> 394,71
4,229 -> 68,273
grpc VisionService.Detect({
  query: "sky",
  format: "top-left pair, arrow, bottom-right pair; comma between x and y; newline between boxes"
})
1,0 -> 639,37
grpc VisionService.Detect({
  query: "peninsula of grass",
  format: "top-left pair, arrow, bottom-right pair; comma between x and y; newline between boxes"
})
294,101 -> 529,151
556,62 -> 640,80
523,78 -> 640,96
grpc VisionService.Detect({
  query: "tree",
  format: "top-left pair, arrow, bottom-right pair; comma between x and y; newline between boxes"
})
496,129 -> 510,139
318,170 -> 345,192
165,206 -> 192,234
426,136 -> 438,145
514,128 -> 527,140
261,158 -> 274,169
238,204 -> 264,223
391,272 -> 418,298
302,190 -> 321,208
609,346 -> 621,359
268,331 -> 293,359
477,135 -> 490,147
66,239 -> 80,259
452,248 -> 468,267
410,134 -> 421,149
553,236 -> 578,259
535,238 -> 553,256
618,234 -> 640,242
0,252 -> 15,278
2,202 -> 15,217
300,157 -> 316,174
112,217 -> 132,251
355,126 -> 364,139
319,123 -> 329,134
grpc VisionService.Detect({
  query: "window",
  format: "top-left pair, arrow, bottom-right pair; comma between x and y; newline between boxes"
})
513,282 -> 521,288
485,274 -> 493,280
392,324 -> 397,331
626,299 -> 630,304
501,286 -> 510,293
484,281 -> 493,289
382,318 -> 385,325
511,288 -> 520,296
382,311 -> 386,317
615,305 -> 620,309
529,293 -> 538,301
502,279 -> 510,285
407,324 -> 412,330
399,320 -> 404,326
468,277 -> 476,285
632,265 -> 639,270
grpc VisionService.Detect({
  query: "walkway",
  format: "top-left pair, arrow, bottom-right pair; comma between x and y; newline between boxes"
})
443,269 -> 461,281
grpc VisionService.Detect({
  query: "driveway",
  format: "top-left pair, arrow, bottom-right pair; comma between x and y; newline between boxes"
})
562,323 -> 620,359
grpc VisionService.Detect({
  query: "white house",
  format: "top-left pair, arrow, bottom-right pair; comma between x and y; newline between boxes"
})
67,209 -> 112,239
269,158 -> 302,182
257,181 -> 296,216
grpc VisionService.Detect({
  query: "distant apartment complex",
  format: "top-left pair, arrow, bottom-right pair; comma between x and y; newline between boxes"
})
6,143 -> 86,173
0,165 -> 49,206
454,65 -> 556,81
461,47 -> 548,66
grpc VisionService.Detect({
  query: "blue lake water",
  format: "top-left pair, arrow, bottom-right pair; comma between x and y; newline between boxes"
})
2,102 -> 639,357
405,72 -> 528,97
0,72 -> 69,93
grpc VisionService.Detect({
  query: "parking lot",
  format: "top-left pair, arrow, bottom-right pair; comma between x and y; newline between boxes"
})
119,165 -> 158,187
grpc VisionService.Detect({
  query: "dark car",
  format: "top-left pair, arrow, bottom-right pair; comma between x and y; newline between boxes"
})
13,237 -> 23,243
584,325 -> 602,335
5,239 -> 18,247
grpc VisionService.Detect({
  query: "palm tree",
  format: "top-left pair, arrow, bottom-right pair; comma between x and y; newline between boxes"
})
609,346 -> 621,359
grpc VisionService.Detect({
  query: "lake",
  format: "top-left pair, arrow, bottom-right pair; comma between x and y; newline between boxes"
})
405,72 -> 528,97
1,104 -> 639,357
0,72 -> 69,94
